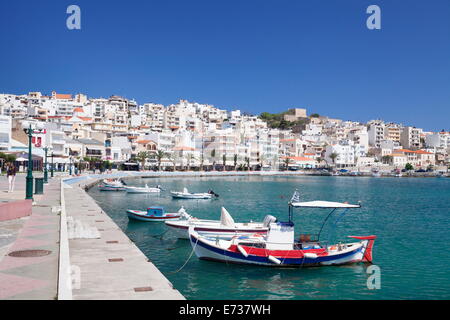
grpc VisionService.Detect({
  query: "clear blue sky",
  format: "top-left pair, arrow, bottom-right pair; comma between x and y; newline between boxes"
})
1,0 -> 449,131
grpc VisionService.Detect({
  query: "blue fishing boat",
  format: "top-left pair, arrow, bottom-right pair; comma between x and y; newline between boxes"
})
126,206 -> 182,222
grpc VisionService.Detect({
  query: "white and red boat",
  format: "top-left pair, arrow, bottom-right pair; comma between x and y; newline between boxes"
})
127,207 -> 183,222
98,179 -> 126,191
188,192 -> 376,267
165,207 -> 271,239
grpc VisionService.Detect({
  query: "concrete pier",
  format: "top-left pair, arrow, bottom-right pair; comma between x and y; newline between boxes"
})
0,174 -> 184,300
63,179 -> 184,300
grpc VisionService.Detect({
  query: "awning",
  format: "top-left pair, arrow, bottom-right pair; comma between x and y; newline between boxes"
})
291,201 -> 361,208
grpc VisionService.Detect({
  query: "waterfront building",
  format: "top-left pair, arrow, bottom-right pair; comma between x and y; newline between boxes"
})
368,121 -> 385,148
0,115 -> 12,151
400,126 -> 422,150
324,140 -> 356,168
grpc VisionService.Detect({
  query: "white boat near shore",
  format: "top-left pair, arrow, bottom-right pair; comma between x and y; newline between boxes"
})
165,207 -> 271,239
125,184 -> 161,193
170,187 -> 217,199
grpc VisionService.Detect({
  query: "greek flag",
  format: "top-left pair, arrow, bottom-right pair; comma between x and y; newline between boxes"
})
290,190 -> 300,203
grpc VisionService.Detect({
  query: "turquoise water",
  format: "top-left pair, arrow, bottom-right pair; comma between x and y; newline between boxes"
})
88,175 -> 450,299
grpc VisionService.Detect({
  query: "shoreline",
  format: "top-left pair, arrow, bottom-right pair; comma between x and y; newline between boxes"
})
62,170 -> 449,192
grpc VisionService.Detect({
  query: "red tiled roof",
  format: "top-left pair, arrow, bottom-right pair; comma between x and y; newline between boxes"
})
55,93 -> 72,100
280,138 -> 296,142
413,150 -> 433,155
283,156 -> 316,162
136,140 -> 156,144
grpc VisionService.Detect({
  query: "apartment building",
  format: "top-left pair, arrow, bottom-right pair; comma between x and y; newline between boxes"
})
400,126 -> 421,150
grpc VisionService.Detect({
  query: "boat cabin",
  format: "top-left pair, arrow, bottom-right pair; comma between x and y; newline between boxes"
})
147,207 -> 165,216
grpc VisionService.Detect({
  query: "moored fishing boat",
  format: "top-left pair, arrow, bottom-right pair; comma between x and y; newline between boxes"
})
165,207 -> 271,239
188,191 -> 376,267
98,179 -> 126,191
125,184 -> 161,193
170,187 -> 218,199
371,170 -> 381,177
126,206 -> 183,222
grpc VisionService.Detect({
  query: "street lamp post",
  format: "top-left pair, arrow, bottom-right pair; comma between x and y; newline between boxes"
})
51,153 -> 54,178
22,121 -> 45,200
43,147 -> 49,184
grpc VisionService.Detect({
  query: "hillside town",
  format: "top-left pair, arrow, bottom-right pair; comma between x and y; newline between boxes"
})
0,91 -> 449,174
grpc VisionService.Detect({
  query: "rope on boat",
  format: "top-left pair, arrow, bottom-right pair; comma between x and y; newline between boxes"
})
169,236 -> 199,274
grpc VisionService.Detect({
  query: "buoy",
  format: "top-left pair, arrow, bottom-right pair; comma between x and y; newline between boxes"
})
304,253 -> 318,259
268,255 -> 282,264
237,245 -> 248,257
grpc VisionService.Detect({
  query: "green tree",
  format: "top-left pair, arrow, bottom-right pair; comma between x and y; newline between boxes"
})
233,154 -> 238,171
210,149 -> 216,171
169,152 -> 179,171
245,156 -> 250,171
283,157 -> 292,171
381,155 -> 393,165
405,163 -> 414,171
329,153 -> 338,166
136,151 -> 150,171
186,154 -> 196,171
153,150 -> 166,171
222,154 -> 227,170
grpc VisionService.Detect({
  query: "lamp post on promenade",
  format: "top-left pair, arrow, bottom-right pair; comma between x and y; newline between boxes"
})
43,147 -> 49,183
51,153 -> 54,178
22,121 -> 45,200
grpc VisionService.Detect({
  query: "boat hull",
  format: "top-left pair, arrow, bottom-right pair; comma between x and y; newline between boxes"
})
189,233 -> 374,267
127,210 -> 180,222
99,185 -> 126,191
171,192 -> 213,199
125,187 -> 160,193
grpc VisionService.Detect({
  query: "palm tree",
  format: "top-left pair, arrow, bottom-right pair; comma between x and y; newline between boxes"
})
329,153 -> 338,166
245,156 -> 250,171
381,155 -> 393,165
169,152 -> 179,171
136,151 -> 150,171
316,157 -> 324,167
210,149 -> 216,171
222,154 -> 227,171
153,150 -> 166,171
258,153 -> 266,170
186,154 -> 196,171
283,157 -> 292,171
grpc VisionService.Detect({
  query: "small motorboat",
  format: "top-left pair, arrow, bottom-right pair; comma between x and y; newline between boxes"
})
126,207 -> 183,222
165,207 -> 271,239
170,187 -> 218,199
371,170 -> 381,177
98,179 -> 126,191
125,184 -> 161,193
188,191 -> 376,268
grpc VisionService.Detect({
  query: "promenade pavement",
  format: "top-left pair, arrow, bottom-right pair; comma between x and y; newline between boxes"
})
0,174 -> 60,300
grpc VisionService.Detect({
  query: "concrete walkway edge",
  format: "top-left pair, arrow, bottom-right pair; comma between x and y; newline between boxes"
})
57,179 -> 72,300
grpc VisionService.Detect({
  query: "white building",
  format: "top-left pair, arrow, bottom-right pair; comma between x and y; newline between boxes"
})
0,115 -> 12,151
